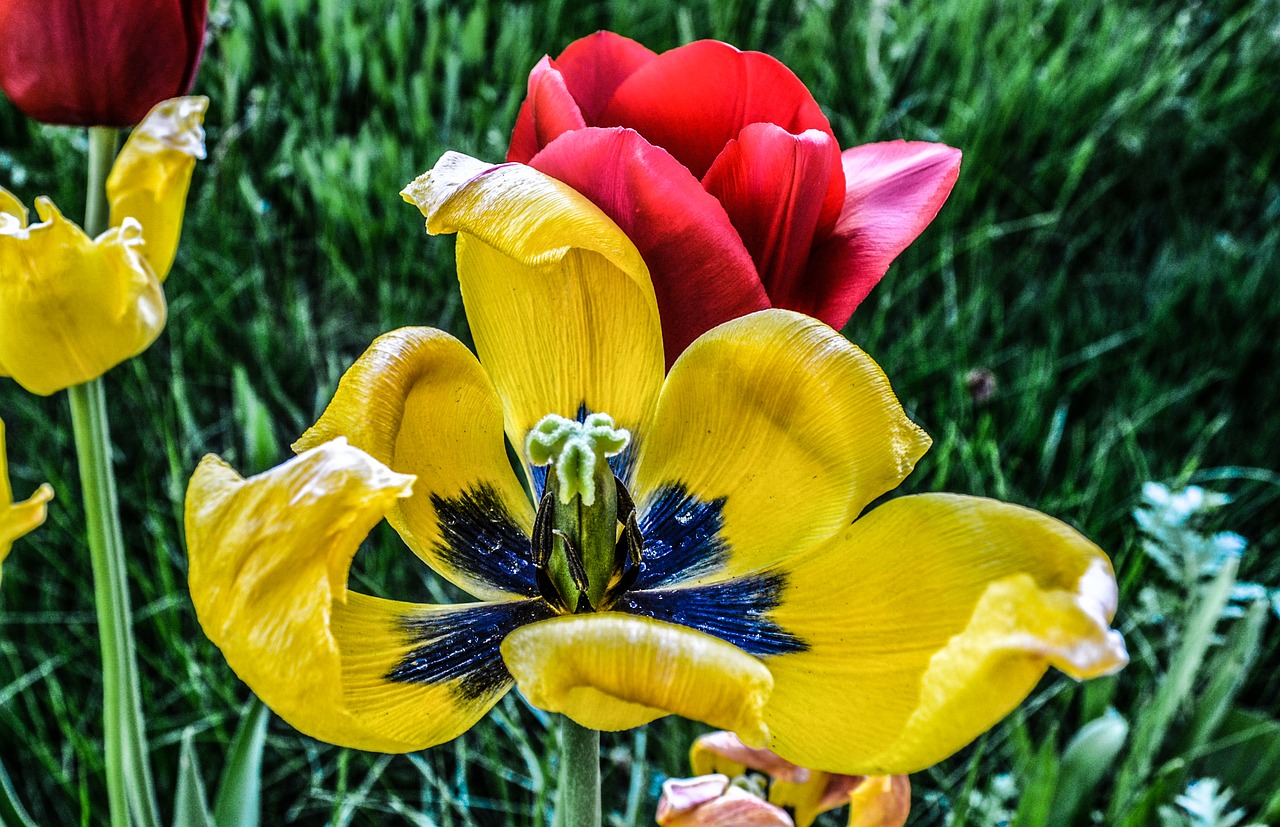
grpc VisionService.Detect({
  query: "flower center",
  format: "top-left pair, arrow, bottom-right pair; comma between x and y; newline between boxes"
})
526,412 -> 643,612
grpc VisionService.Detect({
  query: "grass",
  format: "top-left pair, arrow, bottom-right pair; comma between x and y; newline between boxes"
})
1,0 -> 1278,823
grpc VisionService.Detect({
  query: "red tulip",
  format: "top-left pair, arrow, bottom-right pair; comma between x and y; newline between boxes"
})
0,0 -> 207,127
509,32 -> 962,361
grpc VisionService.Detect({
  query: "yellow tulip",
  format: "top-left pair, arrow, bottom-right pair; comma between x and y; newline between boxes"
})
0,418 -> 54,587
185,152 -> 1127,772
0,96 -> 205,395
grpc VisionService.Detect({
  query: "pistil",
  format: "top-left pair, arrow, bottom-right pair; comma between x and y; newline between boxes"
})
527,413 -> 631,611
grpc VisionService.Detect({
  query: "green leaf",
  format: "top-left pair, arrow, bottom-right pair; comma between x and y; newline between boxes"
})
1109,557 -> 1238,819
212,697 -> 271,827
0,755 -> 39,827
1181,599 -> 1268,755
232,366 -> 278,475
173,729 -> 215,827
1052,709 -> 1129,825
1200,709 -> 1280,809
1012,735 -> 1060,827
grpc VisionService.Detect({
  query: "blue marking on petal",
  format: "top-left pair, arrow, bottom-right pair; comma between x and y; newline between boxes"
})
430,485 -> 539,596
635,484 -> 728,588
388,599 -> 555,700
616,574 -> 807,657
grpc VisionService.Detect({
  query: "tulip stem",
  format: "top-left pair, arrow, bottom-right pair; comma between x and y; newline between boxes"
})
554,716 -> 601,827
68,127 -> 161,827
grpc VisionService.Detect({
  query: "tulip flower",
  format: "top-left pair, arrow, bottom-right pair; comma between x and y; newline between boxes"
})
0,0 -> 207,127
0,418 -> 54,587
0,96 -> 207,396
673,731 -> 911,827
186,153 -> 1125,774
508,32 -> 961,360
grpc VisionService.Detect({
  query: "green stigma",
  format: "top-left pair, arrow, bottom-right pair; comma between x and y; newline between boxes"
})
527,412 -> 630,506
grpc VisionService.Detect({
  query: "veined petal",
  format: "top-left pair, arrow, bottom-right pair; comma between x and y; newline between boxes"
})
0,418 -> 54,587
294,328 -> 537,600
804,141 -> 961,329
0,196 -> 166,396
186,439 -> 540,752
599,40 -> 841,187
632,310 -> 929,584
500,612 -> 773,745
403,153 -> 664,465
702,125 -> 837,310
507,57 -> 586,165
762,494 -> 1128,774
106,95 -> 208,281
530,127 -> 768,361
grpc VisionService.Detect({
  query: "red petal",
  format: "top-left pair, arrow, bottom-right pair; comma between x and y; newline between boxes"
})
703,124 -> 838,309
803,141 -> 962,329
599,40 -> 838,181
0,0 -> 202,126
554,31 -> 656,124
507,56 -> 586,163
529,127 -> 769,363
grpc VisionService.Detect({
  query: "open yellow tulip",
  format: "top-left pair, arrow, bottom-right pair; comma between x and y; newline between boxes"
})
0,95 -> 206,396
186,152 -> 1126,774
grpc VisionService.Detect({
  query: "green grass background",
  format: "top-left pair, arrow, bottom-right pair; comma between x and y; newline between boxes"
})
1,0 -> 1278,823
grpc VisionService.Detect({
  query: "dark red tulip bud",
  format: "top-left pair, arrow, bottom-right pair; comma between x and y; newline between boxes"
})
0,0 -> 207,127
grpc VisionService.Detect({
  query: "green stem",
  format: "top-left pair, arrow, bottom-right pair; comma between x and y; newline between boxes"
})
69,126 -> 161,827
553,716 -> 600,827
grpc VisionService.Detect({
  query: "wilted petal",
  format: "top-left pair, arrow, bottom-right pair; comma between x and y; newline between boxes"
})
847,775 -> 911,827
106,95 -> 208,281
0,418 -> 53,587
0,193 -> 165,395
763,493 -> 1128,774
530,127 -> 767,361
690,731 -> 811,784
658,776 -> 795,827
501,613 -> 773,744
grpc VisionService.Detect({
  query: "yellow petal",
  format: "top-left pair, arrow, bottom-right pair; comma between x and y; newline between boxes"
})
633,310 -> 929,584
0,187 -> 27,228
847,775 -> 911,827
187,439 -> 537,752
0,197 -> 166,395
0,418 -> 53,587
402,153 -> 663,479
770,774 -> 860,827
294,327 -> 537,600
500,612 -> 773,744
106,96 -> 208,281
763,493 -> 1128,774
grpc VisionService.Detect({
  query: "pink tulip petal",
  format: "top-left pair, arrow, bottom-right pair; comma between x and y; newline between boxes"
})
658,777 -> 796,827
599,40 -> 839,182
529,126 -> 769,362
703,124 -> 839,309
507,56 -> 587,163
692,731 -> 813,784
804,141 -> 962,329
554,31 -> 656,123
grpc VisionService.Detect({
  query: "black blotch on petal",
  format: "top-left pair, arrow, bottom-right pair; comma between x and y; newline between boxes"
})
635,484 -> 729,588
617,574 -> 807,657
431,484 -> 538,596
388,599 -> 555,701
